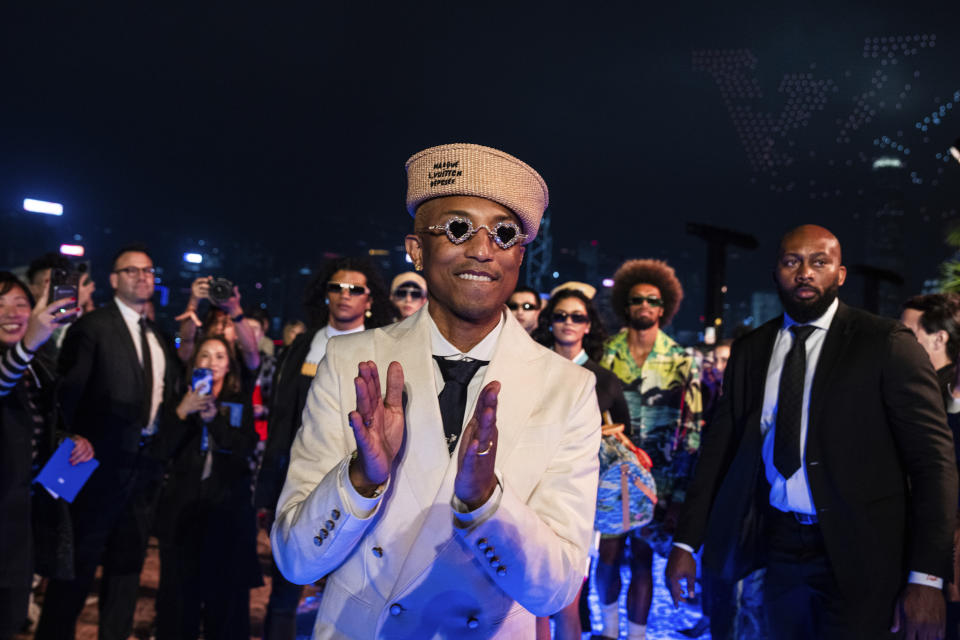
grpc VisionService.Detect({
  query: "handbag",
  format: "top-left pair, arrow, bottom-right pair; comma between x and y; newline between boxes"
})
594,416 -> 658,535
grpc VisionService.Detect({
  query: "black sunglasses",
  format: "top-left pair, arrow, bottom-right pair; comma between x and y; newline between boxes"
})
507,301 -> 537,311
552,311 -> 590,324
392,287 -> 424,300
424,216 -> 528,249
628,295 -> 663,308
327,282 -> 369,296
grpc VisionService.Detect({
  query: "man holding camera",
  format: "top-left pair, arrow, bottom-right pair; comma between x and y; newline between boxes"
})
271,143 -> 600,639
36,244 -> 181,640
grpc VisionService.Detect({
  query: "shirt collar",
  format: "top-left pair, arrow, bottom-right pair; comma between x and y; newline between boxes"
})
326,323 -> 365,338
428,306 -> 505,361
115,296 -> 145,324
783,297 -> 839,332
572,349 -> 589,365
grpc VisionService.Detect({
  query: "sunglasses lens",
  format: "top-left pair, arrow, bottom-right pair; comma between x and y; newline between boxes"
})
648,297 -> 663,307
495,224 -> 518,246
506,302 -> 518,310
572,314 -> 588,323
448,219 -> 471,240
327,283 -> 340,294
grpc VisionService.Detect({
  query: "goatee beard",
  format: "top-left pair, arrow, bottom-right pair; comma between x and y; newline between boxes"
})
628,315 -> 657,331
777,281 -> 840,324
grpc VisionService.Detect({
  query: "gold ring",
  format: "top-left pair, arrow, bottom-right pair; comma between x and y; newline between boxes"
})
476,441 -> 493,456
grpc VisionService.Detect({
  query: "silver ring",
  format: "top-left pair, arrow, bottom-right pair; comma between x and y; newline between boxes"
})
476,441 -> 493,456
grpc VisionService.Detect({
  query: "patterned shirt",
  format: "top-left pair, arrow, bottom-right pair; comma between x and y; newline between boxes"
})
599,329 -> 702,503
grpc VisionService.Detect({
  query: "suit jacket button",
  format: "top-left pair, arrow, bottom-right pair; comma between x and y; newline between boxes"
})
326,519 -> 335,530
467,617 -> 479,629
389,603 -> 403,616
320,528 -> 329,539
372,546 -> 383,557
496,567 -> 507,577
489,556 -> 500,568
331,509 -> 341,520
313,535 -> 323,547
477,538 -> 488,550
484,548 -> 495,559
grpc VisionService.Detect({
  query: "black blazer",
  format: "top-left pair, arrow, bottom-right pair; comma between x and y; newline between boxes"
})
0,356 -> 73,587
675,301 -> 957,602
582,358 -> 631,431
254,327 -> 319,511
58,300 -> 181,465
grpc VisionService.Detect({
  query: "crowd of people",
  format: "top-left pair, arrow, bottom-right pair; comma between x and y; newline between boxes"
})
1,141 -> 958,640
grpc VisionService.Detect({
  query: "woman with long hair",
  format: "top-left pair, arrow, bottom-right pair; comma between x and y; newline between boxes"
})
155,335 -> 261,639
532,287 -> 629,640
0,272 -> 92,640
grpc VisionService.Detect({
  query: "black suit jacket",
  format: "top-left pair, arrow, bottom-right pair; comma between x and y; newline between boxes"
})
675,301 -> 957,602
254,326 -> 319,511
58,300 -> 181,466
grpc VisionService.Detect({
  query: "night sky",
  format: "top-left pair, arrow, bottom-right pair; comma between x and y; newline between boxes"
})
2,1 -> 959,332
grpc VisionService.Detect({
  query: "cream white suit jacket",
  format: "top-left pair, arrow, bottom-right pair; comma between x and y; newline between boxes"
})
271,308 -> 600,639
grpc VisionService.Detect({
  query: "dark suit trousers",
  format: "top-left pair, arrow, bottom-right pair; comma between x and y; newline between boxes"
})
35,456 -> 163,640
263,556 -> 304,640
765,509 -> 898,640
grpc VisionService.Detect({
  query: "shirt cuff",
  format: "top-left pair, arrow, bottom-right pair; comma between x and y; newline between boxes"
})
908,571 -> 944,590
672,542 -> 696,554
338,456 -> 388,519
451,471 -> 503,528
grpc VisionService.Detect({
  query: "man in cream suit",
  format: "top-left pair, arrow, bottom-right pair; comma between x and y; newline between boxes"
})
271,143 -> 601,639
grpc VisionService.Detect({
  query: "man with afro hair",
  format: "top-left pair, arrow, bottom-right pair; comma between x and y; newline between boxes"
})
594,258 -> 702,640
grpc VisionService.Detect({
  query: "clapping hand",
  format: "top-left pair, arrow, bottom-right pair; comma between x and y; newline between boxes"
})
348,361 -> 405,496
454,381 -> 500,510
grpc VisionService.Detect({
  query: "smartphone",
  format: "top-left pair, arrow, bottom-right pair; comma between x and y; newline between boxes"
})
49,268 -> 80,321
192,368 -> 213,396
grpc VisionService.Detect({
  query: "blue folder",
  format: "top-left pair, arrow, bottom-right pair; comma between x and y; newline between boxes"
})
34,439 -> 99,503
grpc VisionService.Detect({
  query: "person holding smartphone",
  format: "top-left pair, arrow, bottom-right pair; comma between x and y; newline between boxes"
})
155,335 -> 261,639
0,272 -> 93,640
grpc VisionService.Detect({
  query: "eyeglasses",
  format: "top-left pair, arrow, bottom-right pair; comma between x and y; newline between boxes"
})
628,295 -> 664,308
552,311 -> 590,324
423,216 -> 528,250
392,287 -> 424,301
114,266 -> 156,278
506,301 -> 537,311
327,282 -> 369,296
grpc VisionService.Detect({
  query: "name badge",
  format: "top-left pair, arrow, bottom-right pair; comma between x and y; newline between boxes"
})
221,402 -> 244,428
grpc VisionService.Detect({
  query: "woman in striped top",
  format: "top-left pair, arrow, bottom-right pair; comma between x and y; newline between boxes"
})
0,271 -> 93,640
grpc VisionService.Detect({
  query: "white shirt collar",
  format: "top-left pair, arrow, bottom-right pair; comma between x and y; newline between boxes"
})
782,297 -> 839,332
326,323 -> 365,338
428,306 -> 505,361
115,296 -> 146,324
572,349 -> 589,365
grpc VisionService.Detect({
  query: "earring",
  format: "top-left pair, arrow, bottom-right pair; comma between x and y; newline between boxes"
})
414,262 -> 423,272
324,298 -> 329,305
365,309 -> 372,318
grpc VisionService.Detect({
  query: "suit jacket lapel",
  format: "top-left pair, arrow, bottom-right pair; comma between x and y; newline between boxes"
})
108,301 -> 145,389
807,301 -> 853,441
381,311 -> 449,510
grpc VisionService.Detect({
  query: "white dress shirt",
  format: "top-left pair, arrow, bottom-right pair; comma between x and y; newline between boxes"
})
761,297 -> 839,515
115,297 -> 165,435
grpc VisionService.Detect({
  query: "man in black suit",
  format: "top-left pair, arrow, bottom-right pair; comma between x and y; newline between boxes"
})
36,244 -> 180,640
665,225 -> 957,640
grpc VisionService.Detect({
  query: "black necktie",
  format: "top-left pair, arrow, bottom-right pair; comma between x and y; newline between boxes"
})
774,324 -> 817,479
139,317 -> 154,429
434,356 -> 488,453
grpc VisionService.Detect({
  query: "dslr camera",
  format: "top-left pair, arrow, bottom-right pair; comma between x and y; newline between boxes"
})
208,277 -> 235,306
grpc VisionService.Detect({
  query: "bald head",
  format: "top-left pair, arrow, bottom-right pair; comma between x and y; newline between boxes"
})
778,225 -> 843,264
774,224 -> 846,323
